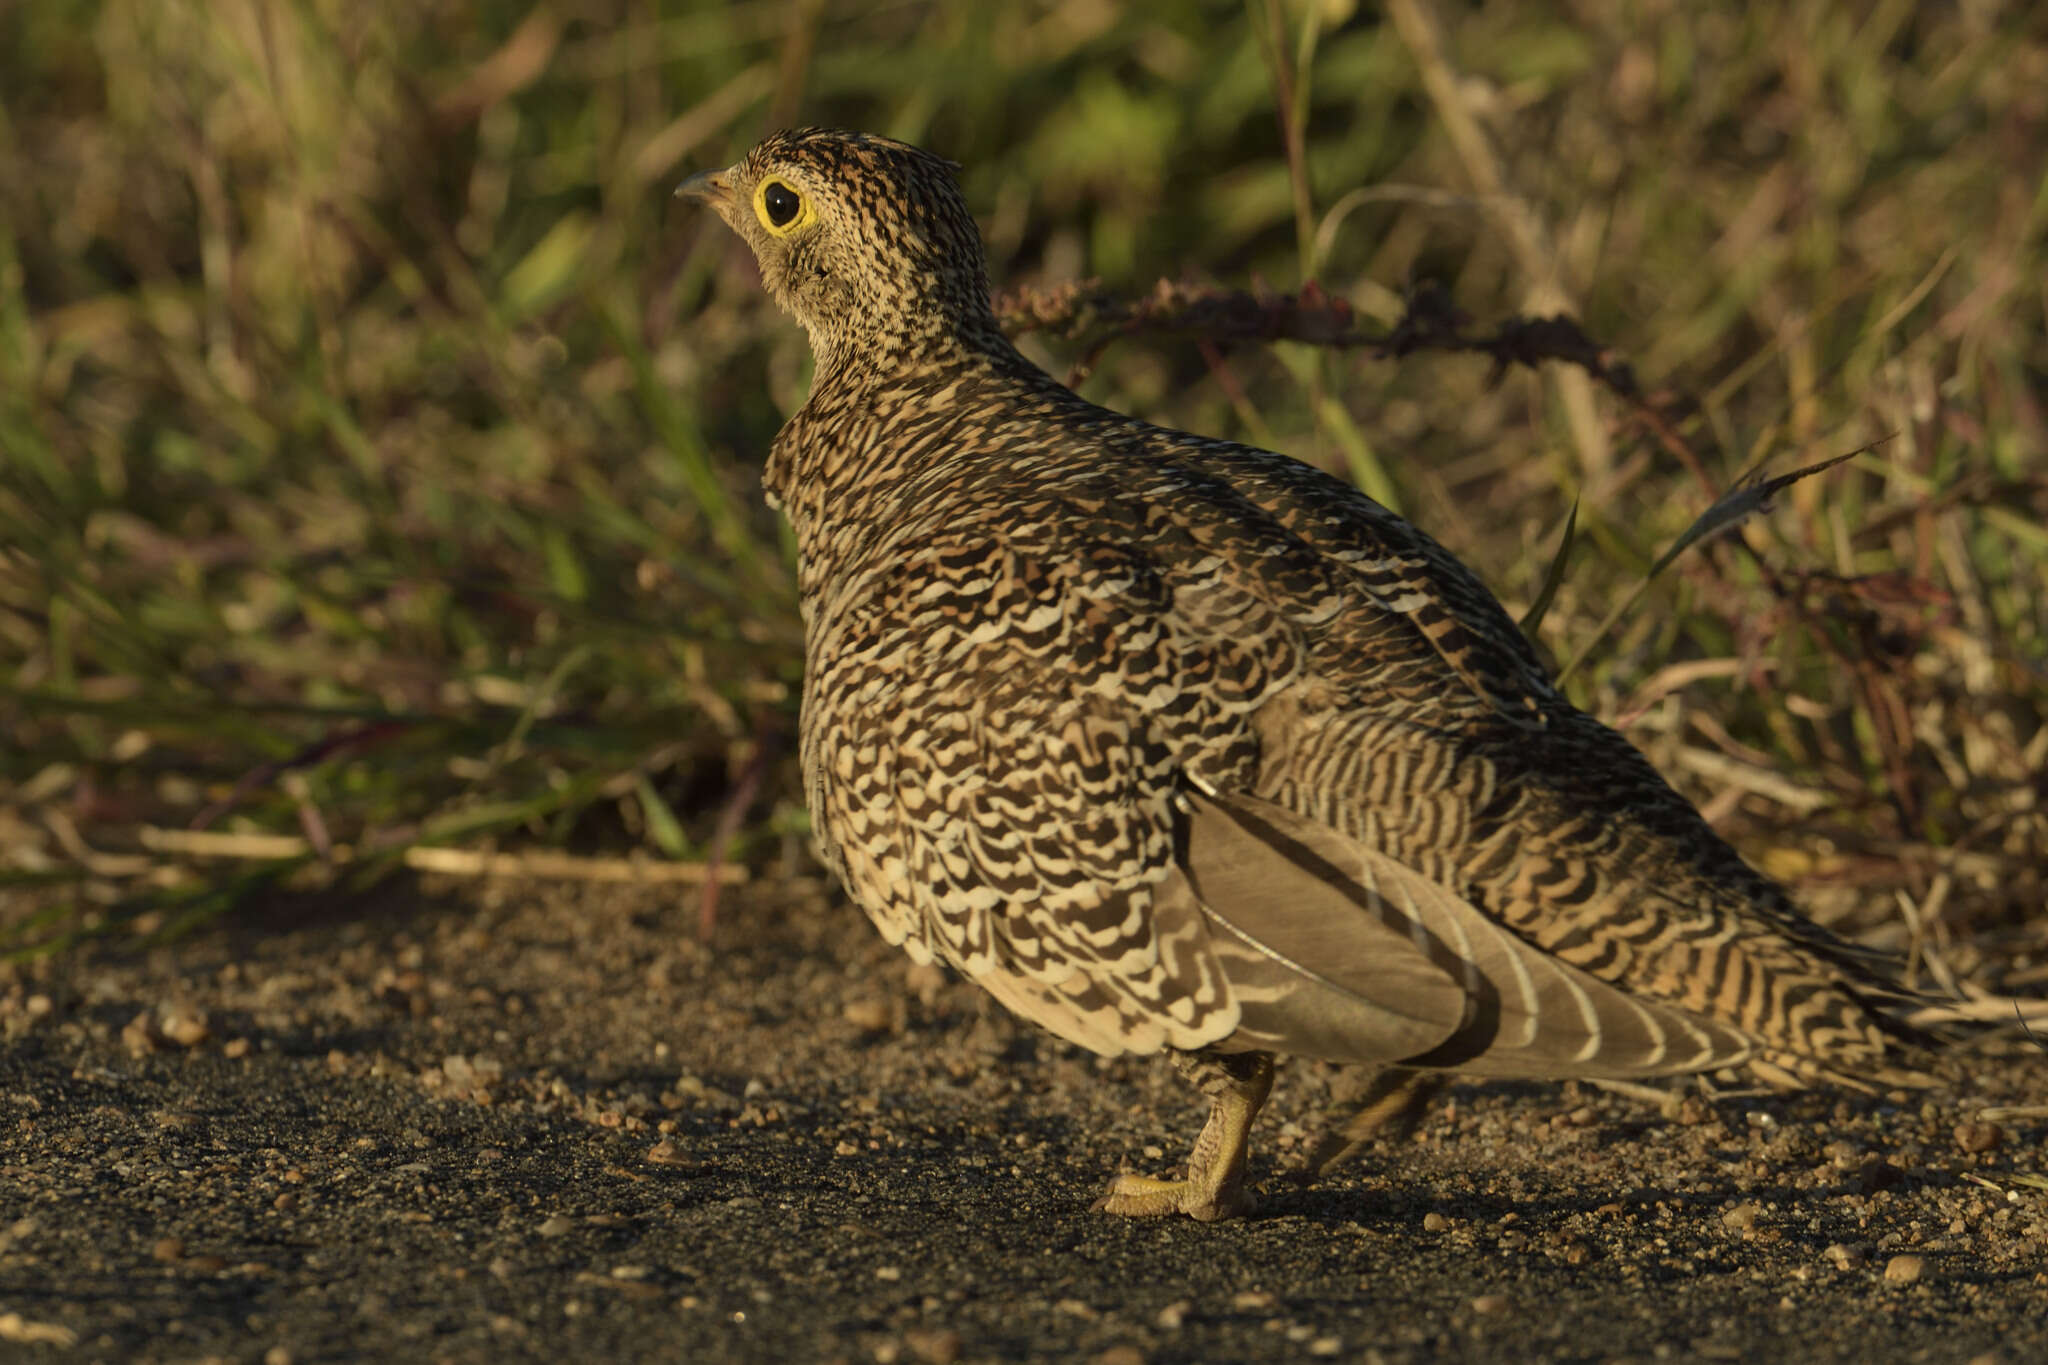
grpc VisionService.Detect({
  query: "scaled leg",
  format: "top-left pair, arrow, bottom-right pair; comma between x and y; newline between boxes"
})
1094,1049 -> 1275,1221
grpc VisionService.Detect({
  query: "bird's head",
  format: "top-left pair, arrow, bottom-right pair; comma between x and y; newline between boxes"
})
679,128 -> 1003,370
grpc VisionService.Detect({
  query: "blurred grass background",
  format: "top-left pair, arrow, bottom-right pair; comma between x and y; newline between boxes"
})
2,0 -> 2043,981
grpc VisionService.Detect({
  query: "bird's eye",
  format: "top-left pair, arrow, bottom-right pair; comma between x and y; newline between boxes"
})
761,181 -> 802,228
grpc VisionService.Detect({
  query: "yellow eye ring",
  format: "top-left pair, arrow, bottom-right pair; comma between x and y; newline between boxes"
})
754,179 -> 813,236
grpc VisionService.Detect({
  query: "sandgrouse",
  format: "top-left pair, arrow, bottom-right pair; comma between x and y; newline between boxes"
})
681,128 -> 1924,1221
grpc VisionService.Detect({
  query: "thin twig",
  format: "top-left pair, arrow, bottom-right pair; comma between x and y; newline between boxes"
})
190,721 -> 416,832
995,278 -> 1658,413
137,826 -> 748,886
698,723 -> 780,941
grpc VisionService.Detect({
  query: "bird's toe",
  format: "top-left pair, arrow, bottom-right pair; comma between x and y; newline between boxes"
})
1092,1169 -> 1255,1222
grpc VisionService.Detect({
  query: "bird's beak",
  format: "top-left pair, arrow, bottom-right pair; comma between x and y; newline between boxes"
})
675,167 -> 735,209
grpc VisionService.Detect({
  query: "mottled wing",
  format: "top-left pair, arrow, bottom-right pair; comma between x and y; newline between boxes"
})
1155,442 -> 1918,1085
1172,442 -> 1563,730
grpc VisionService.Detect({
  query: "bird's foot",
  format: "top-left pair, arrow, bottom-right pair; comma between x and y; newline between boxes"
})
1093,1049 -> 1274,1222
1092,1167 -> 1254,1222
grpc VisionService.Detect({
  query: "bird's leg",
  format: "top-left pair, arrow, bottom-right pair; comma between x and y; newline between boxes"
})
1094,1049 -> 1275,1221
1294,1066 -> 1445,1179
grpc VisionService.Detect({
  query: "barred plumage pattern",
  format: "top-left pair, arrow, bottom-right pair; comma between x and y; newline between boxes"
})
683,129 -> 1924,1219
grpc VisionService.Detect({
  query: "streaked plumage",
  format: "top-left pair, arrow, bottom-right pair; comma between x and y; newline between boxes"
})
682,128 -> 1924,1220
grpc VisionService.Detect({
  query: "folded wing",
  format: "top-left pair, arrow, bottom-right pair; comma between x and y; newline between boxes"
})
1182,786 -> 1757,1078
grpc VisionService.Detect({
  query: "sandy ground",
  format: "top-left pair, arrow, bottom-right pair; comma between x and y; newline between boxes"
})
2,874 -> 2043,1364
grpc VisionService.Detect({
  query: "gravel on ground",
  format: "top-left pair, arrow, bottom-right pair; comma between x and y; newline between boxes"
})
3,876 -> 2043,1363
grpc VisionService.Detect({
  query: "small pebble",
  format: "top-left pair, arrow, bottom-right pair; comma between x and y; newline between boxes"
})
1423,1212 -> 1449,1233
1471,1293 -> 1510,1315
121,1012 -> 159,1056
1954,1121 -> 2003,1155
150,1237 -> 185,1263
156,1005 -> 210,1048
1231,1290 -> 1277,1311
537,1215 -> 574,1238
842,999 -> 894,1034
1308,1339 -> 1342,1357
1884,1254 -> 1926,1285
1722,1202 -> 1759,1232
904,1329 -> 963,1365
1088,1348 -> 1145,1365
1825,1242 -> 1866,1270
1155,1301 -> 1189,1330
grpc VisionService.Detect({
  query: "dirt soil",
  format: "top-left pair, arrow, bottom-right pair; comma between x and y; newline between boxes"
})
2,874 -> 2043,1364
